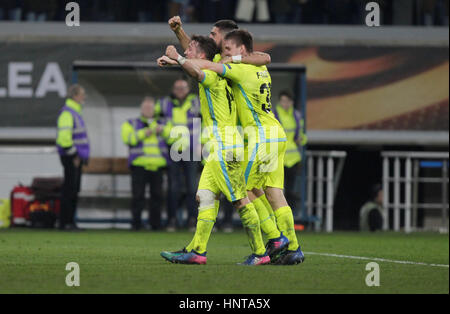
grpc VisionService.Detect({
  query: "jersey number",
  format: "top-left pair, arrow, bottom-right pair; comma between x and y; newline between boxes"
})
260,83 -> 272,113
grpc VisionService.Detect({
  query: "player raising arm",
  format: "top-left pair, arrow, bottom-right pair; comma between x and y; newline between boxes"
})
158,36 -> 272,266
176,30 -> 305,265
168,16 -> 271,65
168,16 -> 292,256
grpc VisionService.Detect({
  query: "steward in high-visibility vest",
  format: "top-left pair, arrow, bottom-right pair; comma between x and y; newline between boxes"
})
273,102 -> 307,168
56,98 -> 90,161
272,90 -> 308,210
122,116 -> 170,171
121,97 -> 170,231
155,78 -> 201,231
155,91 -> 200,154
55,84 -> 89,230
359,184 -> 384,232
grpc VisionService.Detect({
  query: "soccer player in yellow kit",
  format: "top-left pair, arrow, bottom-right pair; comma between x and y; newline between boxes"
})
189,30 -> 305,265
167,17 -> 289,258
158,36 -> 270,265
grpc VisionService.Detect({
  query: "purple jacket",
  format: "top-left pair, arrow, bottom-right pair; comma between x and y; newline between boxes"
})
57,105 -> 90,161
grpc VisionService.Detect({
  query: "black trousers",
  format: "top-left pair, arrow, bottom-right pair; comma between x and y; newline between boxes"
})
167,160 -> 199,225
131,166 -> 164,230
60,155 -> 83,228
369,209 -> 383,232
284,163 -> 301,211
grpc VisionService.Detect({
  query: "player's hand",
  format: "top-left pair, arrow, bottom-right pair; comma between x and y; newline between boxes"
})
157,56 -> 177,67
168,16 -> 182,32
145,128 -> 153,137
220,56 -> 232,64
166,45 -> 179,60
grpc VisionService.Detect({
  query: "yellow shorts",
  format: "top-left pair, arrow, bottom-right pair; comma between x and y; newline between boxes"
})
198,146 -> 247,202
244,139 -> 287,190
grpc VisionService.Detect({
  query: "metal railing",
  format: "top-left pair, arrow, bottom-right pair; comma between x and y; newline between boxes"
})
304,150 -> 347,233
382,151 -> 449,233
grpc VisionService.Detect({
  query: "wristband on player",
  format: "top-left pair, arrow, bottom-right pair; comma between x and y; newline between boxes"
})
232,55 -> 242,63
177,55 -> 186,65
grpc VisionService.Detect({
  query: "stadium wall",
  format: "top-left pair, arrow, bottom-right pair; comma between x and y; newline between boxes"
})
0,22 -> 448,145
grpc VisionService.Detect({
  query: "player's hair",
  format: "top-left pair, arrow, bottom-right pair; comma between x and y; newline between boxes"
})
213,20 -> 239,34
190,35 -> 219,61
67,84 -> 84,99
279,90 -> 294,100
224,29 -> 253,53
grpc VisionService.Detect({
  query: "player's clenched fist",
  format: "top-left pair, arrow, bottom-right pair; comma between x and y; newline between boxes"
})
157,56 -> 177,67
165,45 -> 179,60
168,16 -> 182,32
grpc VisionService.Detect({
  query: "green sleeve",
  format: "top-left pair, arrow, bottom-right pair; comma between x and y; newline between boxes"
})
163,120 -> 175,145
161,121 -> 172,142
121,121 -> 137,146
121,121 -> 147,146
300,119 -> 308,146
56,111 -> 74,148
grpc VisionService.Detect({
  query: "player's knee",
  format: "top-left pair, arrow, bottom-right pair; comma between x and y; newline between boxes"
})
265,187 -> 288,209
196,190 -> 216,209
264,188 -> 278,203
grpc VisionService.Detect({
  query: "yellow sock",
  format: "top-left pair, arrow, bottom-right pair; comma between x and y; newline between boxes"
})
274,206 -> 299,251
260,194 -> 276,224
238,203 -> 266,256
185,206 -> 216,254
252,196 -> 280,240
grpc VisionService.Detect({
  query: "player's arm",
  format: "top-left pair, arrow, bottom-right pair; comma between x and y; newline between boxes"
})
186,59 -> 246,85
157,56 -> 178,67
168,16 -> 190,51
221,51 -> 271,66
176,58 -> 242,84
165,46 -> 206,83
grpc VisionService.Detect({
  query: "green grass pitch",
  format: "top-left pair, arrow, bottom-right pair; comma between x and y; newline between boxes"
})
0,229 -> 448,294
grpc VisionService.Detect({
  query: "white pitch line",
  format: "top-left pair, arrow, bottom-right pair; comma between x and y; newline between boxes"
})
304,251 -> 449,268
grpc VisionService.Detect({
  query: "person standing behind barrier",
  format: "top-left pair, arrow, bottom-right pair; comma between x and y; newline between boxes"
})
56,84 -> 90,231
273,90 -> 308,212
121,97 -> 170,231
359,184 -> 384,232
156,78 -> 201,232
